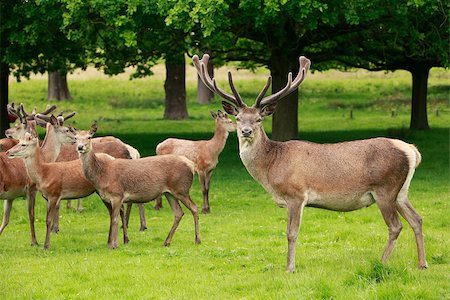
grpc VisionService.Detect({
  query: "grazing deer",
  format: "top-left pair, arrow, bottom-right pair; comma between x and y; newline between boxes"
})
193,54 -> 428,272
155,110 -> 236,213
75,123 -> 200,249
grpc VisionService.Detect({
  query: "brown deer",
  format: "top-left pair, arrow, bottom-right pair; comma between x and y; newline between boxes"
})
0,104 -> 56,245
75,123 -> 200,249
34,114 -> 148,232
154,110 -> 236,213
193,54 -> 427,272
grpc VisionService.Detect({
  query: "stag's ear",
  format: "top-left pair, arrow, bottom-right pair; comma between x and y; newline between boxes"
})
90,122 -> 98,135
260,103 -> 277,118
210,111 -> 217,119
222,101 -> 239,116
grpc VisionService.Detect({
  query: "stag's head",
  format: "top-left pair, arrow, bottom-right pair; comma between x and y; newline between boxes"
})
5,103 -> 56,139
7,133 -> 38,159
211,110 -> 236,132
38,114 -> 77,145
75,122 -> 97,154
193,54 -> 310,144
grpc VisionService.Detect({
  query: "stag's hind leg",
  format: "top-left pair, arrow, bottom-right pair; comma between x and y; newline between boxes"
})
0,199 -> 13,235
174,192 -> 200,244
374,191 -> 403,263
396,198 -> 428,269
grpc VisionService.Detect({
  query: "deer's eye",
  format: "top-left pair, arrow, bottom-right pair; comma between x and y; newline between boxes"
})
256,118 -> 262,122
236,117 -> 241,122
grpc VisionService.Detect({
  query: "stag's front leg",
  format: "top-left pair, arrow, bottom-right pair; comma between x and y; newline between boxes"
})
138,204 -> 147,231
119,204 -> 129,244
286,199 -> 306,273
199,171 -> 210,214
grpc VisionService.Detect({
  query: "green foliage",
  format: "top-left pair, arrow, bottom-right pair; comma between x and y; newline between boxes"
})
1,67 -> 449,298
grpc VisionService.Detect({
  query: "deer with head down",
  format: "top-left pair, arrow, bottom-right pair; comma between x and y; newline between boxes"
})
74,123 -> 200,249
154,110 -> 236,213
193,54 -> 427,272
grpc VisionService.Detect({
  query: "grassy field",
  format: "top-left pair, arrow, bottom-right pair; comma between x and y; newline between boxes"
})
1,65 -> 449,299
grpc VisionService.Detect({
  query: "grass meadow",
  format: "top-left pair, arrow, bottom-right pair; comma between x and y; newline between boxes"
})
0,64 -> 449,299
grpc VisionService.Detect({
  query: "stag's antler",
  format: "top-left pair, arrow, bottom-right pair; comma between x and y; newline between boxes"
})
35,111 -> 76,127
256,56 -> 311,108
192,54 -> 245,108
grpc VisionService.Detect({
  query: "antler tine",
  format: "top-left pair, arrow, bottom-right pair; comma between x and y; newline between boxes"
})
64,112 -> 76,121
259,56 -> 311,107
35,114 -> 51,122
259,72 -> 293,107
193,54 -> 244,107
227,72 -> 245,107
254,76 -> 272,108
41,104 -> 57,116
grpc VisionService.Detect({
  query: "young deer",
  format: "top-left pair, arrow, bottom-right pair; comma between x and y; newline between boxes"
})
155,110 -> 236,213
0,104 -> 56,245
193,54 -> 427,272
34,114 -> 148,232
75,123 -> 200,249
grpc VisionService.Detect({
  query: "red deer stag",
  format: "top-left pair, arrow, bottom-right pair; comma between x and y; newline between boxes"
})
193,54 -> 427,272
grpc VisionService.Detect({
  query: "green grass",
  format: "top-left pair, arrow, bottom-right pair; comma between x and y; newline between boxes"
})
1,66 -> 449,299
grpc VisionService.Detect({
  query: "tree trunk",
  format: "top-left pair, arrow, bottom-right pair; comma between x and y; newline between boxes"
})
48,70 -> 72,101
270,58 -> 299,141
0,63 -> 9,138
410,65 -> 430,130
197,59 -> 214,104
164,54 -> 188,119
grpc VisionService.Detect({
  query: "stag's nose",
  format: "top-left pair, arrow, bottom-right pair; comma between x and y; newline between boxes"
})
77,144 -> 84,151
241,128 -> 252,137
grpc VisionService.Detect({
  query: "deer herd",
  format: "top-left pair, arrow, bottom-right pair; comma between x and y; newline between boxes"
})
0,55 -> 427,272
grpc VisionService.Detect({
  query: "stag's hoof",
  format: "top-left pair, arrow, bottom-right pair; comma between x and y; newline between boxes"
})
202,207 -> 210,214
108,242 -> 118,249
30,241 -> 39,247
154,204 -> 163,211
139,225 -> 147,232
195,238 -> 201,245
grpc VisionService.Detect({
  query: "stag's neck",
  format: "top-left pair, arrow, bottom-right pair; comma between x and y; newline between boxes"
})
238,127 -> 275,183
24,146 -> 47,186
41,125 -> 62,162
208,122 -> 229,155
78,148 -> 106,186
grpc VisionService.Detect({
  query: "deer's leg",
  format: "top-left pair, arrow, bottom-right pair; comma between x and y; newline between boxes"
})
138,204 -> 147,232
124,203 -> 132,230
199,171 -> 210,214
51,201 -> 61,233
163,193 -> 184,246
66,200 -> 72,210
396,198 -> 428,269
44,197 -> 60,250
119,205 -> 129,244
154,196 -> 163,210
286,200 -> 306,273
76,199 -> 83,213
108,199 -> 122,249
375,192 -> 403,264
26,187 -> 38,246
0,199 -> 13,235
102,200 -> 113,244
174,192 -> 200,244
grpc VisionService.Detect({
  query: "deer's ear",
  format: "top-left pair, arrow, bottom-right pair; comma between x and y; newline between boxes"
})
49,114 -> 59,126
260,103 -> 277,117
90,122 -> 98,135
222,101 -> 239,116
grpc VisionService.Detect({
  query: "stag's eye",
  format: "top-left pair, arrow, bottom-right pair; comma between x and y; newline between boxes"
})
236,117 -> 241,122
256,118 -> 262,123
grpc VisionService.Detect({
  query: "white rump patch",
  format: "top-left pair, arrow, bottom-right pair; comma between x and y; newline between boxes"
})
390,139 -> 417,203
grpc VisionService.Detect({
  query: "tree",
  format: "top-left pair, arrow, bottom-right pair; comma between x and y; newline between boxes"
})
327,0 -> 449,130
167,0 -> 394,140
63,0 -> 190,119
